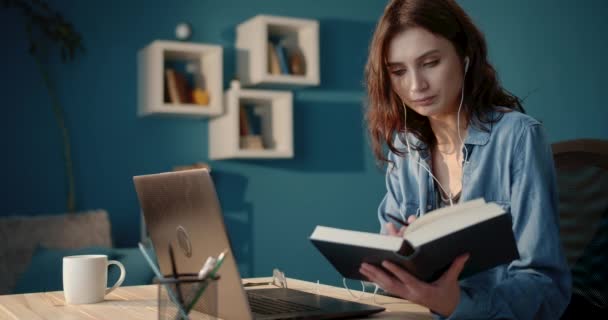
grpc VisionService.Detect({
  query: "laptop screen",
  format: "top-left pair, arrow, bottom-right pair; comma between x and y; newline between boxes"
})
134,169 -> 385,320
134,169 -> 254,319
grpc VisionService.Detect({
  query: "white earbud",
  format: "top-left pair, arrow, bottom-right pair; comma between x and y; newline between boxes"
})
464,56 -> 470,73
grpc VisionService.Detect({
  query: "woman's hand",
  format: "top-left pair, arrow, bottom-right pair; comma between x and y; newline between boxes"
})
360,252 -> 469,317
385,215 -> 417,237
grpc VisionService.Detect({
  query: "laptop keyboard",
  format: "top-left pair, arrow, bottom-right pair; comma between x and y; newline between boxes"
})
247,291 -> 320,315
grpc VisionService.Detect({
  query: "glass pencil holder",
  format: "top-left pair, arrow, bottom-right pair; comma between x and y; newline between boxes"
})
156,273 -> 220,320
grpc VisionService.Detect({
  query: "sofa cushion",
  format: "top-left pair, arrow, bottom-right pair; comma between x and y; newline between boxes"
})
12,246 -> 117,294
13,246 -> 155,294
110,247 -> 155,287
0,210 -> 112,294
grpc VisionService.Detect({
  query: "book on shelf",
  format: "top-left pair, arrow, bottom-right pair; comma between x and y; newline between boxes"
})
238,104 -> 265,150
288,46 -> 306,75
239,105 -> 250,136
164,68 -> 191,104
267,41 -> 281,75
165,68 -> 180,104
273,41 -> 290,75
310,198 -> 519,282
247,105 -> 263,135
239,104 -> 265,136
174,70 -> 191,104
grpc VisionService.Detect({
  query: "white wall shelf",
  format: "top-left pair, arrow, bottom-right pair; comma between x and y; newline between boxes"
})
209,82 -> 293,160
236,15 -> 319,87
137,40 -> 223,117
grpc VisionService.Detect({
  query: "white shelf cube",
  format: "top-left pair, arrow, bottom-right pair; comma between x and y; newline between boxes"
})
137,40 -> 223,117
209,85 -> 293,160
236,15 -> 319,87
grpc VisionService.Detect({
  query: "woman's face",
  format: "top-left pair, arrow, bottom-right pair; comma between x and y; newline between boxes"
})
387,27 -> 465,119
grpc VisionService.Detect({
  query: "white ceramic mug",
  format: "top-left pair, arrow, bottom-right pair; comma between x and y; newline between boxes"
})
62,255 -> 126,304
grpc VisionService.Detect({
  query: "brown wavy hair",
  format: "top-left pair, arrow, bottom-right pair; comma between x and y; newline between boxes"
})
365,0 -> 524,164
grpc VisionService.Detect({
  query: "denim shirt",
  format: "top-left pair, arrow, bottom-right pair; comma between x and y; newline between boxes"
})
377,110 -> 571,319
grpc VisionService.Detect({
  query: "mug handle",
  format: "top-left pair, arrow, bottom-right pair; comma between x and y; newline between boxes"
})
105,260 -> 126,295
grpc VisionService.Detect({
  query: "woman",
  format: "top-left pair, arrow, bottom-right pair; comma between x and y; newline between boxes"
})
359,0 -> 571,319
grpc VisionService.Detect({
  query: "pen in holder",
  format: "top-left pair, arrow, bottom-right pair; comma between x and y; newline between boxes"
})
156,273 -> 220,320
138,241 -> 226,320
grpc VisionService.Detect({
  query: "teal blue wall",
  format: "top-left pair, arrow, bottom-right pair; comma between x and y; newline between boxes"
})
2,0 -> 607,286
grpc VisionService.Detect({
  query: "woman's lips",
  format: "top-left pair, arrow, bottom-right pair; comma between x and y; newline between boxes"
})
412,95 -> 436,106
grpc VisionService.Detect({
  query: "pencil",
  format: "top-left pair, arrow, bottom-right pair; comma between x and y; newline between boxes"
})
137,242 -> 189,319
168,244 -> 185,305
387,213 -> 410,227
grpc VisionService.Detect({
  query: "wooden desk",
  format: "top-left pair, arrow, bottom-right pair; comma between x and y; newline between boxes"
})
0,277 -> 431,319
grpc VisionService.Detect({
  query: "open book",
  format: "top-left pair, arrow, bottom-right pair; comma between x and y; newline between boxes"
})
310,199 -> 519,282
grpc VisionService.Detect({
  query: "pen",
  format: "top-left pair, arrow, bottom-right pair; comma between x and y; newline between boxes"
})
186,249 -> 228,312
387,213 -> 410,227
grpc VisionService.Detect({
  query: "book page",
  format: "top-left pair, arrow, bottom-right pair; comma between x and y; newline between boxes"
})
404,198 -> 486,235
310,226 -> 404,252
404,202 -> 505,247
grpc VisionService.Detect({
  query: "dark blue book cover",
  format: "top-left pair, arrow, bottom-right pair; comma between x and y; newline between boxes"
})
273,42 -> 290,75
244,104 -> 262,135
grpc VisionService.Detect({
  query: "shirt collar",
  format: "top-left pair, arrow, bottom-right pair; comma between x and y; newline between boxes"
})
464,121 -> 491,146
408,115 -> 492,160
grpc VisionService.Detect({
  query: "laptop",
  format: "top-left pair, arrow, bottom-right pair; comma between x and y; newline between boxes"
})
133,169 -> 385,320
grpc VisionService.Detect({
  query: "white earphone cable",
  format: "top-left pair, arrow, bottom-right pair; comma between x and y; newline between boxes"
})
342,278 -> 366,300
400,58 -> 469,206
402,101 -> 454,207
457,63 -> 469,165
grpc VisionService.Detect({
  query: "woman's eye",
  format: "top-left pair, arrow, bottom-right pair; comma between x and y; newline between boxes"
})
391,69 -> 406,76
423,60 -> 439,67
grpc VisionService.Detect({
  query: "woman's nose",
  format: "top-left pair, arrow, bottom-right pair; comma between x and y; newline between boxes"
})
408,71 -> 429,93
